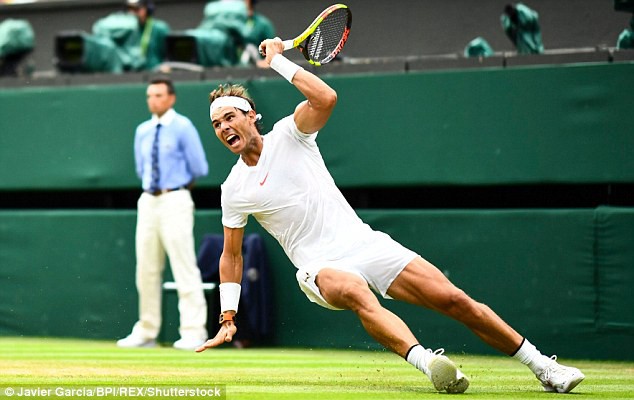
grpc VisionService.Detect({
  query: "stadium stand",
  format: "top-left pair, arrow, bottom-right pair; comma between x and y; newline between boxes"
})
0,0 -> 632,85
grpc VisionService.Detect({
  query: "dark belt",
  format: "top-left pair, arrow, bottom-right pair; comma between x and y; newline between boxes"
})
145,186 -> 188,196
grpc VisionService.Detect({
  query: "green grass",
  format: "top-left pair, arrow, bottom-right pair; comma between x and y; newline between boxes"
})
0,337 -> 633,399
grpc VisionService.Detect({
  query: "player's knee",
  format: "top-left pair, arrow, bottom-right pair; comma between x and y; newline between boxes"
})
324,280 -> 373,311
341,281 -> 378,311
442,289 -> 480,318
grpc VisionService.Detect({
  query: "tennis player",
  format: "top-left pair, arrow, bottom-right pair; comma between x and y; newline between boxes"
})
196,37 -> 585,394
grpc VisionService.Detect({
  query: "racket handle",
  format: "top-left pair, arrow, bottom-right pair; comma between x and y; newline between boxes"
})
282,40 -> 294,51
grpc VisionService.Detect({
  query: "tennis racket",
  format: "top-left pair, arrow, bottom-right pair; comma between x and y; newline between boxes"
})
266,4 -> 352,66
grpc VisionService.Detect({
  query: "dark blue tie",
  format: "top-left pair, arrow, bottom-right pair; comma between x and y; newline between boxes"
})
149,123 -> 161,192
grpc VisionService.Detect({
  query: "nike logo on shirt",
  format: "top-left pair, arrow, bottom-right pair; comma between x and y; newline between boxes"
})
259,172 -> 269,186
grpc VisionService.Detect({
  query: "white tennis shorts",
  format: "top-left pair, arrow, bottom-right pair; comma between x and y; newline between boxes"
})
295,230 -> 418,310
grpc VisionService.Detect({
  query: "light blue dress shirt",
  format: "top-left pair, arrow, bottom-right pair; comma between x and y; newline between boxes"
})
134,108 -> 208,191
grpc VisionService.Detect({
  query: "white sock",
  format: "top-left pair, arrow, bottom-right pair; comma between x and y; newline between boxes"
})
512,338 -> 550,375
406,344 -> 431,374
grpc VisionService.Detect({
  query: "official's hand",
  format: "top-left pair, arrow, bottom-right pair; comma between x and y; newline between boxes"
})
259,37 -> 284,65
195,322 -> 237,352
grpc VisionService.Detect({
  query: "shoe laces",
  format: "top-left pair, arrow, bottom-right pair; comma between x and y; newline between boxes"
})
423,348 -> 447,377
427,348 -> 445,356
540,355 -> 562,381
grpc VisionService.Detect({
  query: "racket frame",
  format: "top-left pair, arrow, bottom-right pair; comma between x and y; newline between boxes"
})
284,3 -> 351,65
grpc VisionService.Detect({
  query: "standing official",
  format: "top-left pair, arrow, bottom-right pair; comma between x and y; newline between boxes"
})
118,77 -> 209,350
124,0 -> 170,70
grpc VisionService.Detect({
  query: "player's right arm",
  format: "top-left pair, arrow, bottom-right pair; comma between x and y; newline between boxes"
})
196,226 -> 244,352
219,225 -> 244,283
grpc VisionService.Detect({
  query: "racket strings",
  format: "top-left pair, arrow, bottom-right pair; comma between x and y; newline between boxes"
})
306,9 -> 350,63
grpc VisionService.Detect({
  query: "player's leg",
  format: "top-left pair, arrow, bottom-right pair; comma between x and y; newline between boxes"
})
315,268 -> 468,393
387,256 -> 584,393
316,268 -> 417,355
387,256 -> 522,354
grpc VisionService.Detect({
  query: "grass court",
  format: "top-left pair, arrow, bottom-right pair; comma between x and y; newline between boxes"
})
1,337 -> 633,399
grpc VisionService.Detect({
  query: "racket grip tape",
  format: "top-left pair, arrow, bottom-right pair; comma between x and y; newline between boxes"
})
282,40 -> 294,51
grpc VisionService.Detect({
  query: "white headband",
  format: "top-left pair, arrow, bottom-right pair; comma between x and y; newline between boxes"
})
209,96 -> 261,121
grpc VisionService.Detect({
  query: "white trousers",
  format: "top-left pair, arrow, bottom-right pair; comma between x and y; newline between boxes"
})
130,190 -> 207,341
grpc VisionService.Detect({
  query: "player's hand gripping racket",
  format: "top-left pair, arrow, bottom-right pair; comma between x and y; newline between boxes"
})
264,4 -> 352,66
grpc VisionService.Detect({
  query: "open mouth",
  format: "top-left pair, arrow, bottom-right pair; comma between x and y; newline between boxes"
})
226,134 -> 239,146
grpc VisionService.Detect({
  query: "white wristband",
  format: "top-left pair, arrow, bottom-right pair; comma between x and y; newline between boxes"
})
219,282 -> 241,313
270,54 -> 303,84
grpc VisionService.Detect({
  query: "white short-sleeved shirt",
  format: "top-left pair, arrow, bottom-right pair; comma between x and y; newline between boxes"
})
221,115 -> 417,300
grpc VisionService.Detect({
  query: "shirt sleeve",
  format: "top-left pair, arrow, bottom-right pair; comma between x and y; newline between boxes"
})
181,118 -> 209,179
220,184 -> 248,228
133,127 -> 143,180
275,114 -> 318,143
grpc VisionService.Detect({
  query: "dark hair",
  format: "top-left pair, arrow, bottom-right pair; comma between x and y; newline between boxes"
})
209,84 -> 256,110
504,4 -> 519,24
126,0 -> 154,16
149,77 -> 175,94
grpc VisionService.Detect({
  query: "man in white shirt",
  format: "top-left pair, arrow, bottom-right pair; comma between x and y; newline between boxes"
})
196,37 -> 584,394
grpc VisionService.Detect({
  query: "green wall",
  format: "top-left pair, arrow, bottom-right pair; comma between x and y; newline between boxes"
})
0,63 -> 632,360
1,62 -> 633,190
0,208 -> 632,360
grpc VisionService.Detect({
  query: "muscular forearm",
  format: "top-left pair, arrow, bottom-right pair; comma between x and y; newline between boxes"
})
260,38 -> 337,130
219,252 -> 243,284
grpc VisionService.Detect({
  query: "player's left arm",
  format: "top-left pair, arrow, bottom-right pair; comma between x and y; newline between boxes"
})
291,68 -> 337,134
260,37 -> 337,134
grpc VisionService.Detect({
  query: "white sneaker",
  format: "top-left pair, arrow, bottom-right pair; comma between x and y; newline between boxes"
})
425,349 -> 470,394
173,337 -> 206,351
537,355 -> 585,393
116,334 -> 156,348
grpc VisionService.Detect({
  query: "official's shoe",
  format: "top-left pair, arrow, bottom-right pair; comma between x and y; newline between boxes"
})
425,349 -> 470,394
537,355 -> 585,393
173,337 -> 206,351
116,334 -> 156,348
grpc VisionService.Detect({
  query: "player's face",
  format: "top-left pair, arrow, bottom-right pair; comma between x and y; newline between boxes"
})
211,106 -> 256,155
146,83 -> 175,117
